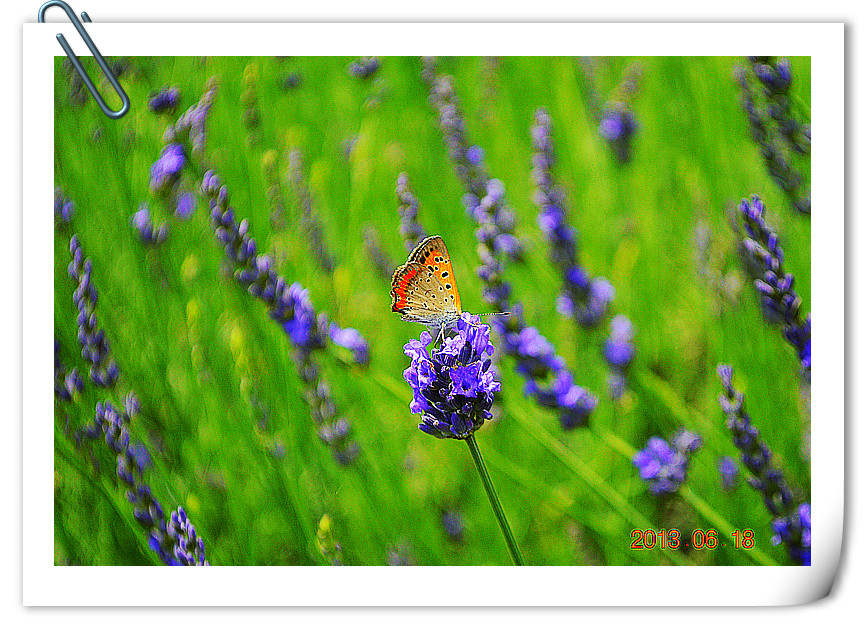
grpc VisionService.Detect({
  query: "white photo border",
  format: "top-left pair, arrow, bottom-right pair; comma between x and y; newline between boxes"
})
25,22 -> 843,606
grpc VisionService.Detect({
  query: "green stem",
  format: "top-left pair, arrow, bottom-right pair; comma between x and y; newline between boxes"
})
465,433 -> 525,566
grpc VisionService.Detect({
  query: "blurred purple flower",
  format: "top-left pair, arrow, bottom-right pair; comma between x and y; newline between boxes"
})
603,314 -> 635,369
532,109 -> 614,328
396,172 -> 427,252
54,188 -> 75,225
633,428 -> 702,495
599,107 -> 638,163
496,309 -> 598,429
466,145 -> 485,166
348,56 -> 380,79
175,192 -> 196,219
718,364 -> 809,564
671,428 -> 703,454
54,338 -> 84,401
148,86 -> 181,113
329,323 -> 370,365
772,503 -> 810,566
68,235 -> 119,387
633,436 -> 690,495
442,510 -> 464,541
288,149 -> 336,273
201,170 -> 360,464
282,72 -> 302,90
131,204 -> 168,244
735,63 -> 810,212
718,455 -> 739,490
738,195 -> 811,375
81,400 -> 210,565
149,143 -> 186,194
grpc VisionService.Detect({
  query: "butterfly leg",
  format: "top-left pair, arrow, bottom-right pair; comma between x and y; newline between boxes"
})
428,324 -> 444,349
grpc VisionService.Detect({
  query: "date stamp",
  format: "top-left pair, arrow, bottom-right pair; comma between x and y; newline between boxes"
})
630,529 -> 755,550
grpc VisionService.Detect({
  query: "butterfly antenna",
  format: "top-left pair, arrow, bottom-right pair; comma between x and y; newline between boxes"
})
467,312 -> 511,330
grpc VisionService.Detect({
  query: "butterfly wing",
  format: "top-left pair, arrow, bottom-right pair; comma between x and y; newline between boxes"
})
405,235 -> 462,313
391,235 -> 463,326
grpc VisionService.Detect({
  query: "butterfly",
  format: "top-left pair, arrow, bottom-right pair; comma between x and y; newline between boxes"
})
391,235 -> 463,329
391,235 -> 507,342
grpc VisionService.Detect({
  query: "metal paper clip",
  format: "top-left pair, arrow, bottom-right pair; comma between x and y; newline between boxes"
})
38,0 -> 130,119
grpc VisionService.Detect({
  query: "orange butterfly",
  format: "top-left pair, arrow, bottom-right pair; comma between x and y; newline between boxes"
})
391,235 -> 507,340
391,235 -> 463,329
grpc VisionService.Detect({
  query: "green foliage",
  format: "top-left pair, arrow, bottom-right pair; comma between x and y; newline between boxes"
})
54,56 -> 811,566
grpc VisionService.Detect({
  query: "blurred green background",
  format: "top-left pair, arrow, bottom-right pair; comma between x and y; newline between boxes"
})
54,56 -> 810,566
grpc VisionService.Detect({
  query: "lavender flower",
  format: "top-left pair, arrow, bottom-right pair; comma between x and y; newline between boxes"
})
751,58 -> 810,156
169,76 -> 218,160
131,204 -> 168,244
465,179 -> 522,259
363,226 -> 395,280
148,86 -> 181,113
348,56 -> 380,79
718,455 -> 739,490
735,64 -> 810,214
129,441 -> 153,471
532,108 -> 614,328
717,364 -> 809,564
442,510 -> 465,541
396,172 -> 426,251
633,429 -> 701,495
153,507 -> 210,566
68,235 -> 119,387
80,400 -> 210,565
466,145 -> 485,166
174,191 -> 196,219
599,106 -> 638,164
424,68 -> 522,259
493,308 -> 597,430
54,188 -> 75,225
576,56 -> 603,123
288,149 -> 336,273
403,313 -> 500,439
149,143 -> 186,194
602,315 -> 635,400
598,63 -> 641,163
633,437 -> 688,494
201,171 -> 360,463
164,80 -> 364,462
738,195 -> 811,374
556,275 -> 615,327
329,323 -> 370,365
54,338 -> 84,401
423,62 -> 595,428
63,249 -> 188,560
772,502 -> 811,566
672,428 -> 703,454
603,315 -> 635,368
282,72 -> 302,90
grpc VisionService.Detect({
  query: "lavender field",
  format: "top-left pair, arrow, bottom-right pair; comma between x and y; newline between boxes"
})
53,56 -> 811,566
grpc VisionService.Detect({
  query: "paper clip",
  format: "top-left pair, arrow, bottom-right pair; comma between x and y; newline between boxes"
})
37,1 -> 130,119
